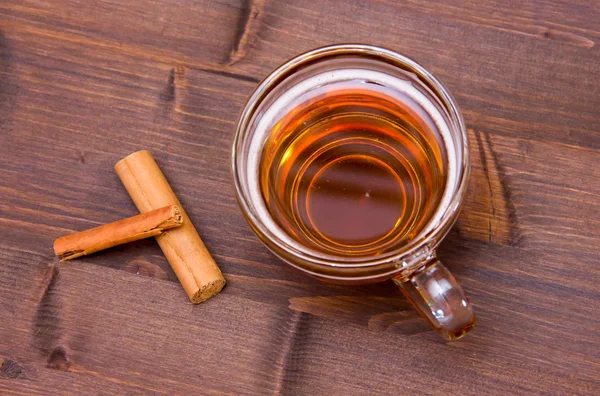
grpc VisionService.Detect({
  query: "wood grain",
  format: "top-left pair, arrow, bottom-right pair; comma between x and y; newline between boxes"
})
1,0 -> 599,394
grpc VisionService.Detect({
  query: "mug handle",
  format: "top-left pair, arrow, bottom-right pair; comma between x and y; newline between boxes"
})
392,257 -> 476,340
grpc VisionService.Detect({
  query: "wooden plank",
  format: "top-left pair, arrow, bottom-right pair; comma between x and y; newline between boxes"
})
2,0 -> 598,149
1,28 -> 598,249
0,247 -> 598,395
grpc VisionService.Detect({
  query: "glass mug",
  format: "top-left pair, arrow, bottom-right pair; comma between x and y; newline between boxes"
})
231,44 -> 475,340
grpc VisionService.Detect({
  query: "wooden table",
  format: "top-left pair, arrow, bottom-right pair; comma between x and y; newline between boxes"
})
1,1 -> 598,394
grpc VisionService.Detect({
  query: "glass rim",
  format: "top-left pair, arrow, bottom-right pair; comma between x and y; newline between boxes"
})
231,44 -> 470,269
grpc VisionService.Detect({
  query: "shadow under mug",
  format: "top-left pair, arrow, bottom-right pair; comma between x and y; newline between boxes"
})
231,44 -> 475,340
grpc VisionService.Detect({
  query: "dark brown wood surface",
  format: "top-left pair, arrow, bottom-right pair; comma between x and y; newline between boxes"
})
1,0 -> 599,394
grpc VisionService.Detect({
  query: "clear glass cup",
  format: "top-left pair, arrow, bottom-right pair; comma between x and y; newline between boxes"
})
231,44 -> 475,340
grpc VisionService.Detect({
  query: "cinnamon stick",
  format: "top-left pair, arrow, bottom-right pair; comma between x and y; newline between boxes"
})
115,150 -> 226,303
54,205 -> 183,260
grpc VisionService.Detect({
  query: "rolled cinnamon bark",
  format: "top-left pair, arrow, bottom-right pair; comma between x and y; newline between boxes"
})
115,150 -> 226,303
54,205 -> 183,260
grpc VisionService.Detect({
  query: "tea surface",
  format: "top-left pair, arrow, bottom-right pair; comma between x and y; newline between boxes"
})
260,82 -> 448,256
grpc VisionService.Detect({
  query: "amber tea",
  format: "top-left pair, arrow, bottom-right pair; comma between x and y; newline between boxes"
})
259,78 -> 449,256
234,46 -> 475,340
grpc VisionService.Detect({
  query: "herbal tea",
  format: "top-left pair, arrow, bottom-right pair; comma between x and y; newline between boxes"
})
234,47 -> 474,340
259,79 -> 448,256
